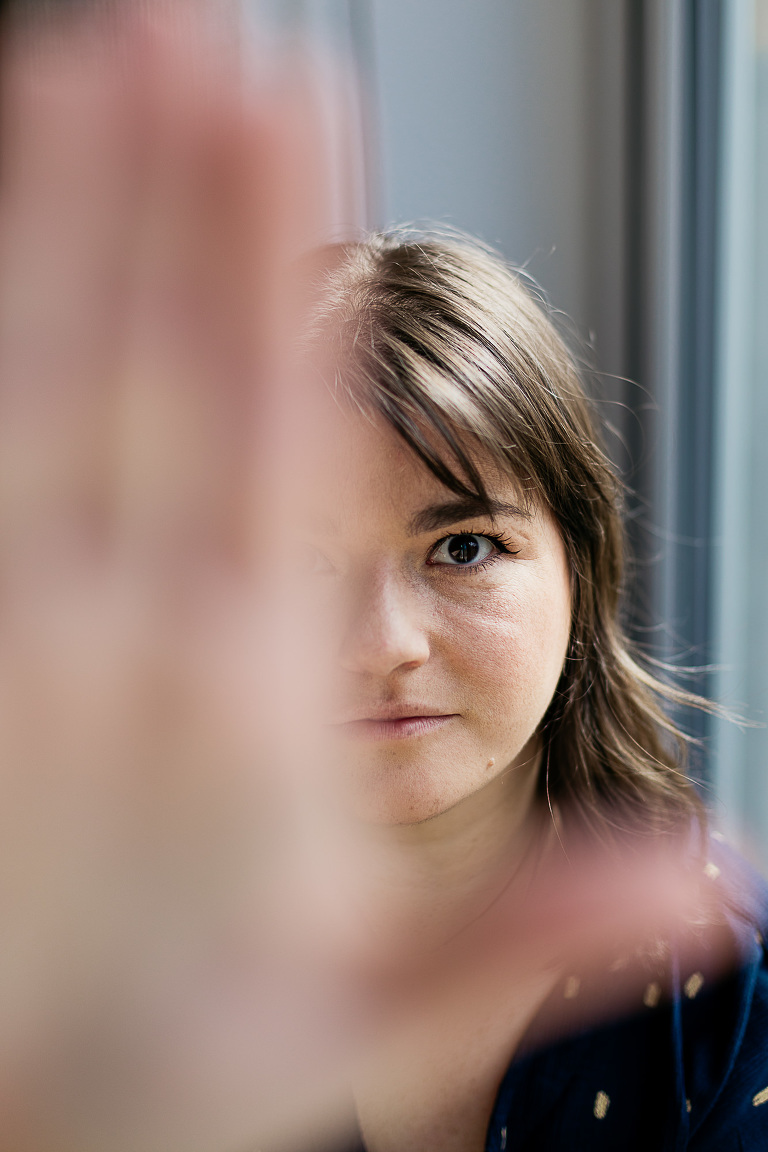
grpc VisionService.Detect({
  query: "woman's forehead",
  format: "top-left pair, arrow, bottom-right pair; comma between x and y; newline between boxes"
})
318,414 -> 538,532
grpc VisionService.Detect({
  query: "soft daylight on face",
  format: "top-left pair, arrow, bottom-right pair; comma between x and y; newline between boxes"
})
317,416 -> 573,827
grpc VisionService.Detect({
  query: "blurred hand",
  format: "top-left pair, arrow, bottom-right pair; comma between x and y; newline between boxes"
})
0,4 -> 364,1150
0,6 -> 740,1152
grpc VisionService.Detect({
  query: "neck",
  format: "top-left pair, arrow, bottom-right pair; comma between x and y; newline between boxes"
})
369,741 -> 544,946
353,743 -> 559,1152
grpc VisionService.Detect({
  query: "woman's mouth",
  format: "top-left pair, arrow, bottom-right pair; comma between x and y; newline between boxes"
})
337,713 -> 458,741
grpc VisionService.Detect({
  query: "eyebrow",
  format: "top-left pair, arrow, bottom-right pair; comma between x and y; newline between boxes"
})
407,496 -> 532,536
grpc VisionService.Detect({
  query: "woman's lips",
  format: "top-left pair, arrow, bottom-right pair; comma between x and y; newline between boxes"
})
338,714 -> 457,742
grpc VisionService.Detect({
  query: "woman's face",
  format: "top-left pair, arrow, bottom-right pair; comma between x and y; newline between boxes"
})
317,417 -> 572,826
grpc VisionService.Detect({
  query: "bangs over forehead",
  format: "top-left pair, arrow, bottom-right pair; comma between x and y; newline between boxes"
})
312,233 -> 607,533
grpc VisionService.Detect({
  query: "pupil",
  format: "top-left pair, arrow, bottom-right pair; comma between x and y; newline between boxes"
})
449,535 -> 479,564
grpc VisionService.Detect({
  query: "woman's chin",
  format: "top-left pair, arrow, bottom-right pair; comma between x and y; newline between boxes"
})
352,795 -> 447,826
346,762 -> 479,827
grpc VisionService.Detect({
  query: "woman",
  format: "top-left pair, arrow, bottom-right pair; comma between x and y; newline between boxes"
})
307,231 -> 768,1152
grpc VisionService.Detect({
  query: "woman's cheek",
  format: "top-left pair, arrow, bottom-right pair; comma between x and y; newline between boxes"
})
439,576 -> 570,716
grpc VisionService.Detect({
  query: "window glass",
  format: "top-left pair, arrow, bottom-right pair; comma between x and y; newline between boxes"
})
713,0 -> 768,870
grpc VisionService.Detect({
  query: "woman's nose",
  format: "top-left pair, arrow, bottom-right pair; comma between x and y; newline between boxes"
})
339,569 -> 430,677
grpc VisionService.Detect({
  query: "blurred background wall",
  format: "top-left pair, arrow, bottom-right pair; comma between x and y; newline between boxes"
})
372,1 -> 588,308
368,0 -> 627,378
713,0 -> 768,869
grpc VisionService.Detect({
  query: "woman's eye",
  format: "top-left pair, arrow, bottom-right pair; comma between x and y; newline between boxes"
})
429,533 -> 497,567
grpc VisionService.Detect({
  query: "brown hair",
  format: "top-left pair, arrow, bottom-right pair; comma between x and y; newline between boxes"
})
312,230 -> 706,846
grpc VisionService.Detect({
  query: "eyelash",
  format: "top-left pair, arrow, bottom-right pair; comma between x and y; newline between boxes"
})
428,531 -> 520,574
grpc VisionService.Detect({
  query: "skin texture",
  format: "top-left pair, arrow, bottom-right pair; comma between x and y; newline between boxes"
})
321,416 -> 573,831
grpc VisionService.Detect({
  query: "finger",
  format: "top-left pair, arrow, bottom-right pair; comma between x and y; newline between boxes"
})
0,9 -> 145,576
111,4 -> 271,574
369,833 -> 747,1052
111,12 -> 363,577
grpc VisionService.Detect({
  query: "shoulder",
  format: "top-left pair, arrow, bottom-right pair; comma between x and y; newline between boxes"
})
486,836 -> 768,1152
682,840 -> 768,1151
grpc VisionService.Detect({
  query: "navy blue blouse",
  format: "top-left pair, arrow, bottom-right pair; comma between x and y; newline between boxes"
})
348,840 -> 768,1151
486,860 -> 768,1151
